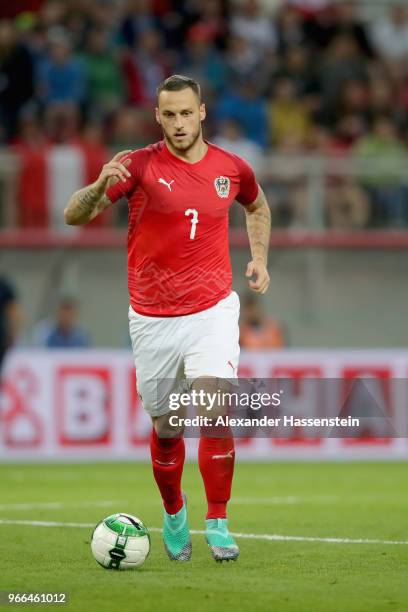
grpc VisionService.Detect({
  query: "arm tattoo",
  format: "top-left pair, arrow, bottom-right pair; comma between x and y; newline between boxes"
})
244,186 -> 271,264
64,183 -> 112,225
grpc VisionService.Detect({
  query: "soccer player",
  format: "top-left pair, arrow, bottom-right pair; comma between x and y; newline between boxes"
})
64,75 -> 271,562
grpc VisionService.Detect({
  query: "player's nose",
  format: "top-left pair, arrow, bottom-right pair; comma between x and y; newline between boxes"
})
174,115 -> 184,130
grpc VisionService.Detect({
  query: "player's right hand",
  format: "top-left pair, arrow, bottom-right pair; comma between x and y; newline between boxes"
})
95,150 -> 133,194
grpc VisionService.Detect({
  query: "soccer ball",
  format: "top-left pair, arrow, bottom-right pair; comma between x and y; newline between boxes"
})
91,513 -> 150,570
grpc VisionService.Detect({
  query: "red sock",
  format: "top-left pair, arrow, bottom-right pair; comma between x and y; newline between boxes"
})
150,429 -> 185,515
198,433 -> 235,519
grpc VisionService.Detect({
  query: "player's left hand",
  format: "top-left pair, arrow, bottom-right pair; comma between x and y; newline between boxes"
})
246,259 -> 270,294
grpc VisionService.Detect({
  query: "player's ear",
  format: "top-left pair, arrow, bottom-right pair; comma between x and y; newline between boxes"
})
155,107 -> 161,125
200,103 -> 206,122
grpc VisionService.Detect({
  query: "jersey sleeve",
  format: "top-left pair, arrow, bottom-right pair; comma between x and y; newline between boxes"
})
234,155 -> 259,206
105,148 -> 150,203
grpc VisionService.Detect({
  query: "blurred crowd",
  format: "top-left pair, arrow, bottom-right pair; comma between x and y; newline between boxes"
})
1,0 -> 408,227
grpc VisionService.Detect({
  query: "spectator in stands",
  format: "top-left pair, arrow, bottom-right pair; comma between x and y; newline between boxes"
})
188,0 -> 229,50
88,0 -> 122,33
214,119 -> 263,173
353,116 -> 408,226
240,293 -> 286,350
0,276 -> 20,376
334,1 -> 373,57
311,124 -> 369,228
277,45 -> 320,107
42,102 -> 82,144
0,19 -> 34,141
329,79 -> 370,133
215,81 -> 269,149
302,1 -> 372,55
332,113 -> 365,149
288,0 -> 332,20
369,77 -> 398,120
276,6 -> 307,53
270,131 -> 309,227
122,28 -> 170,105
80,27 -> 124,117
319,33 -> 367,110
178,24 -> 228,100
39,0 -> 67,32
32,296 -> 90,348
369,74 -> 406,133
230,0 -> 277,54
268,77 -> 311,147
370,4 -> 408,64
37,31 -> 86,107
224,34 -> 260,85
119,0 -> 157,48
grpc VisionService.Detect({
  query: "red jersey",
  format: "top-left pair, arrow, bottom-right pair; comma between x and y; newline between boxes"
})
106,140 -> 259,316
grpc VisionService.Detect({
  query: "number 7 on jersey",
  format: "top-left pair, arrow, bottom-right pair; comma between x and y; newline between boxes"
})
185,208 -> 199,240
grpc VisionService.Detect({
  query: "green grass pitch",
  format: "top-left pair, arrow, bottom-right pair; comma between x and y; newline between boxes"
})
0,462 -> 407,612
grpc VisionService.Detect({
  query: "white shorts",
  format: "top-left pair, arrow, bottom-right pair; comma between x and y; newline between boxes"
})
128,291 -> 240,417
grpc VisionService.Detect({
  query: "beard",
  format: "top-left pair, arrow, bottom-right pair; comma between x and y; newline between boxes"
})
163,123 -> 202,152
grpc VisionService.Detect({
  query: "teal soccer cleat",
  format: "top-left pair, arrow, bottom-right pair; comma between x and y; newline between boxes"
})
205,518 -> 239,562
163,493 -> 192,561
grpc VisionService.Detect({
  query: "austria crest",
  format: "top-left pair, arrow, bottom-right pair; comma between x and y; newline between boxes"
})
214,176 -> 230,198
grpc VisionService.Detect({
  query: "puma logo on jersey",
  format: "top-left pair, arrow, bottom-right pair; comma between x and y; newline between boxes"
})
158,178 -> 175,191
212,449 -> 234,460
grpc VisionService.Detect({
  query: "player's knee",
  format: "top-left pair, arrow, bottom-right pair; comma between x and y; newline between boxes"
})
191,376 -> 234,419
153,411 -> 185,439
